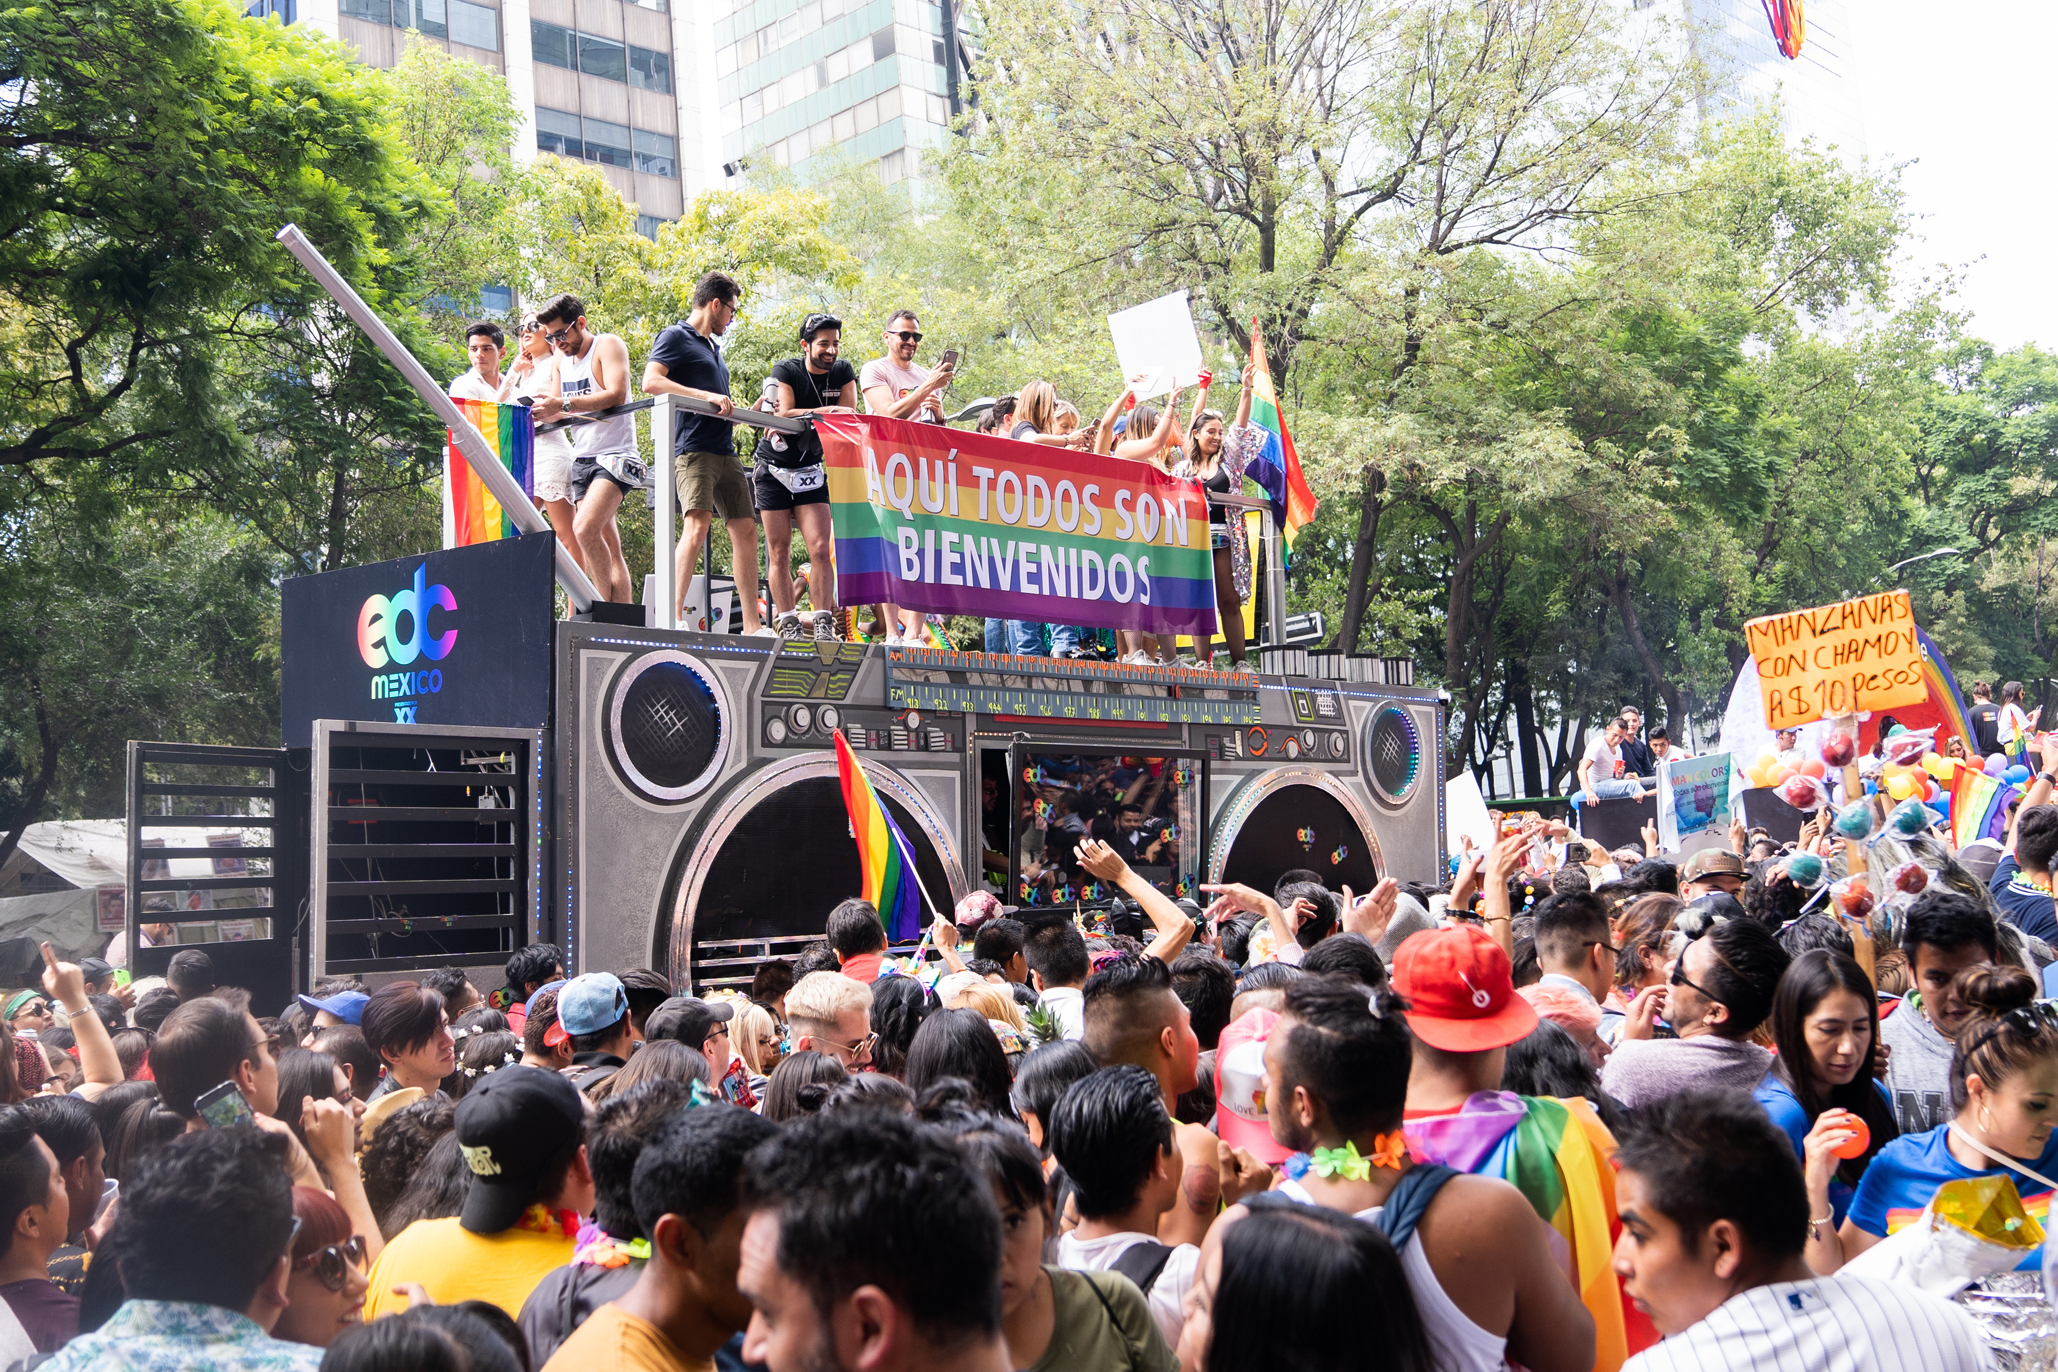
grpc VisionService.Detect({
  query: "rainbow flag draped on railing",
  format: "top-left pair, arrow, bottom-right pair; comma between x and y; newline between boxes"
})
1242,323 -> 1318,551
834,727 -> 923,942
446,400 -> 535,545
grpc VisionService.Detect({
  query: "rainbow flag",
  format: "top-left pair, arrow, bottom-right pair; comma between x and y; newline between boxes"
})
1915,625 -> 1976,753
1406,1090 -> 1633,1371
446,399 -> 535,545
833,728 -> 923,942
1242,323 -> 1318,550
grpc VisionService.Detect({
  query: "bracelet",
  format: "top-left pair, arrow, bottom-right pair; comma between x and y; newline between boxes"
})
1806,1210 -> 1835,1241
1483,914 -> 1511,924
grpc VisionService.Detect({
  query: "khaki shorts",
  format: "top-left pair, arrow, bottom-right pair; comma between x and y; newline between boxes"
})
677,449 -> 753,521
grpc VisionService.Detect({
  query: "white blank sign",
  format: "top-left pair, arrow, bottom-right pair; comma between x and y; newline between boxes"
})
1108,290 -> 1203,400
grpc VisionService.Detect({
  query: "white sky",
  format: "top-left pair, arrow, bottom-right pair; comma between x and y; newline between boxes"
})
1852,0 -> 2057,351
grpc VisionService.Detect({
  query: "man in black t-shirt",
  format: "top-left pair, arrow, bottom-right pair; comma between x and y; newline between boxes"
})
1969,680 -> 2001,758
756,313 -> 859,641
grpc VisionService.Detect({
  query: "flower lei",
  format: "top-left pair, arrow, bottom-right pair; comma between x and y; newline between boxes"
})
1282,1134 -> 1409,1182
514,1205 -> 582,1240
572,1220 -> 652,1268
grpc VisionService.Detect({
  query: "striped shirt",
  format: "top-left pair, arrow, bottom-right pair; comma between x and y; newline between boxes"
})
1623,1273 -> 1991,1372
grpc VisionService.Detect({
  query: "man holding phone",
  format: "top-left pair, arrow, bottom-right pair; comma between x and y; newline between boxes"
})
859,310 -> 952,644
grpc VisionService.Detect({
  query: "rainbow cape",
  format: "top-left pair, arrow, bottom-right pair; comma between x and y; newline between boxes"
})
446,399 -> 535,545
1242,322 -> 1318,550
833,728 -> 922,941
1405,1091 -> 1636,1371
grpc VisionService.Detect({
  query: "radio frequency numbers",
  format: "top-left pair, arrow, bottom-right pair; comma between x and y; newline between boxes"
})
888,685 -> 1258,725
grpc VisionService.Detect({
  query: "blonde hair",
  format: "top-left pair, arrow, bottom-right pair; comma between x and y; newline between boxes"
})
1053,400 -> 1081,434
949,980 -> 1025,1032
785,971 -> 873,1038
1017,380 -> 1058,435
734,1001 -> 780,1075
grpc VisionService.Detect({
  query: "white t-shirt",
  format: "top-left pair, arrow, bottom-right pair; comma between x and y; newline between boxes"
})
860,357 -> 941,423
1038,986 -> 1085,1042
1055,1231 -> 1198,1351
448,369 -> 502,402
1582,733 -> 1623,784
1622,1273 -> 1987,1372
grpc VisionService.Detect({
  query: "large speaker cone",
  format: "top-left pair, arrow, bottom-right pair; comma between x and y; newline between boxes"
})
608,653 -> 727,802
1365,705 -> 1422,804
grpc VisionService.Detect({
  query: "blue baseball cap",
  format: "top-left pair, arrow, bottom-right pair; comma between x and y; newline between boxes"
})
551,973 -> 629,1041
297,990 -> 369,1026
524,979 -> 566,1016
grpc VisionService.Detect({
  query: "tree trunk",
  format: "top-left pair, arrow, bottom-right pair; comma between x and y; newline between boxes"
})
1338,466 -> 1386,652
0,679 -> 61,879
1510,658 -> 1544,797
1609,558 -> 1682,730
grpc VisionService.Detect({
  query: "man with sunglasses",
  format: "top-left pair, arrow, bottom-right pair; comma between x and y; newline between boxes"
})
860,309 -> 953,645
1603,916 -> 1790,1110
534,291 -> 640,605
784,972 -> 875,1071
645,271 -> 770,637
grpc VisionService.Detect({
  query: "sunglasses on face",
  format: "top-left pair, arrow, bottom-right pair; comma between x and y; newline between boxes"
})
12,1003 -> 46,1019
888,330 -> 923,343
544,327 -> 575,344
294,1234 -> 367,1292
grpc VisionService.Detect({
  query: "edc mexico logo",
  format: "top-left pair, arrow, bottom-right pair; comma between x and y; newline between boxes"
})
357,565 -> 456,724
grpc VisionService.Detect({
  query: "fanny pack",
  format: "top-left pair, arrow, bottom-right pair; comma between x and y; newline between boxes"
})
592,452 -> 650,489
763,462 -> 825,493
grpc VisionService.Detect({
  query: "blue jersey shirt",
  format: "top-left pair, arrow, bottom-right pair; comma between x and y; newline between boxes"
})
1847,1120 -> 2058,1269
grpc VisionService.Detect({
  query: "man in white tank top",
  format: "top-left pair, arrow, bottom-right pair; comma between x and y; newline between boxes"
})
1222,975 -> 1597,1372
533,292 -> 638,603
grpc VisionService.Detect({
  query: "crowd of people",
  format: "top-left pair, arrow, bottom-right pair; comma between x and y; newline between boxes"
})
20,715 -> 2058,1368
448,281 -> 1270,671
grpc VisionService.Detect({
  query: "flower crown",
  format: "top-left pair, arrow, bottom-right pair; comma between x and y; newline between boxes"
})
460,1051 -> 518,1078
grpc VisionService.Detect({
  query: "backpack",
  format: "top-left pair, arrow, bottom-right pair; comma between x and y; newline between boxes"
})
1108,1239 -> 1175,1295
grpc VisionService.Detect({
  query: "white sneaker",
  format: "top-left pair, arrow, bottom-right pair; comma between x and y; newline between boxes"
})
746,623 -> 777,638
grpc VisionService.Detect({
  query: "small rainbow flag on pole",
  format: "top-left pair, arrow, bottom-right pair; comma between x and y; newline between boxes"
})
446,399 -> 535,545
1242,322 -> 1319,550
834,727 -> 923,942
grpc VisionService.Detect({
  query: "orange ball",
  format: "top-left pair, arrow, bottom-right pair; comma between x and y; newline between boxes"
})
1799,759 -> 1827,778
1769,766 -> 1795,786
1828,1110 -> 1871,1160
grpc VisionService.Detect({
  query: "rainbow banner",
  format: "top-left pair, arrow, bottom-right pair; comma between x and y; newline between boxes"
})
446,400 -> 535,546
819,414 -> 1217,636
833,727 -> 922,942
1243,323 -> 1318,550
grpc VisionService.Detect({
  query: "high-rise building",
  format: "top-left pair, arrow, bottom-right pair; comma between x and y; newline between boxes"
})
1676,0 -> 1866,157
709,0 -> 961,188
290,0 -> 692,235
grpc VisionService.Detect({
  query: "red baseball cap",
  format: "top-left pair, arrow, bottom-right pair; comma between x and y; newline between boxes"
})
1391,925 -> 1537,1052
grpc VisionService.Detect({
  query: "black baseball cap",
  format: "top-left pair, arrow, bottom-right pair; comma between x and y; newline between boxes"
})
800,312 -> 842,341
645,996 -> 733,1049
454,1065 -> 586,1234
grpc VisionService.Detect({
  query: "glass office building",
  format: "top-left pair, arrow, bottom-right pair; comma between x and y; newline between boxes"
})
293,0 -> 693,231
1676,0 -> 1866,158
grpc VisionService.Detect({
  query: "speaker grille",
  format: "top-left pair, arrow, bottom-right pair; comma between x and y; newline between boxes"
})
610,655 -> 725,801
1366,706 -> 1421,803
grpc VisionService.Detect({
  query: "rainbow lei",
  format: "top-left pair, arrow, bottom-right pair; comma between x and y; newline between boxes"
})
571,1221 -> 652,1268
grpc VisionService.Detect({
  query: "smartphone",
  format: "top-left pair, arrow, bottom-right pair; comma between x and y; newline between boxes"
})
195,1081 -> 256,1129
940,348 -> 959,371
113,969 -> 131,986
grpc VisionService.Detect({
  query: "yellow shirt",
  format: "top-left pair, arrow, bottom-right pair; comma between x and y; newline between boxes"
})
362,1217 -> 575,1321
539,1303 -> 714,1372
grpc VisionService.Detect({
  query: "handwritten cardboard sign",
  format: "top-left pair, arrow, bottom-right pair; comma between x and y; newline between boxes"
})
1744,590 -> 1926,728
